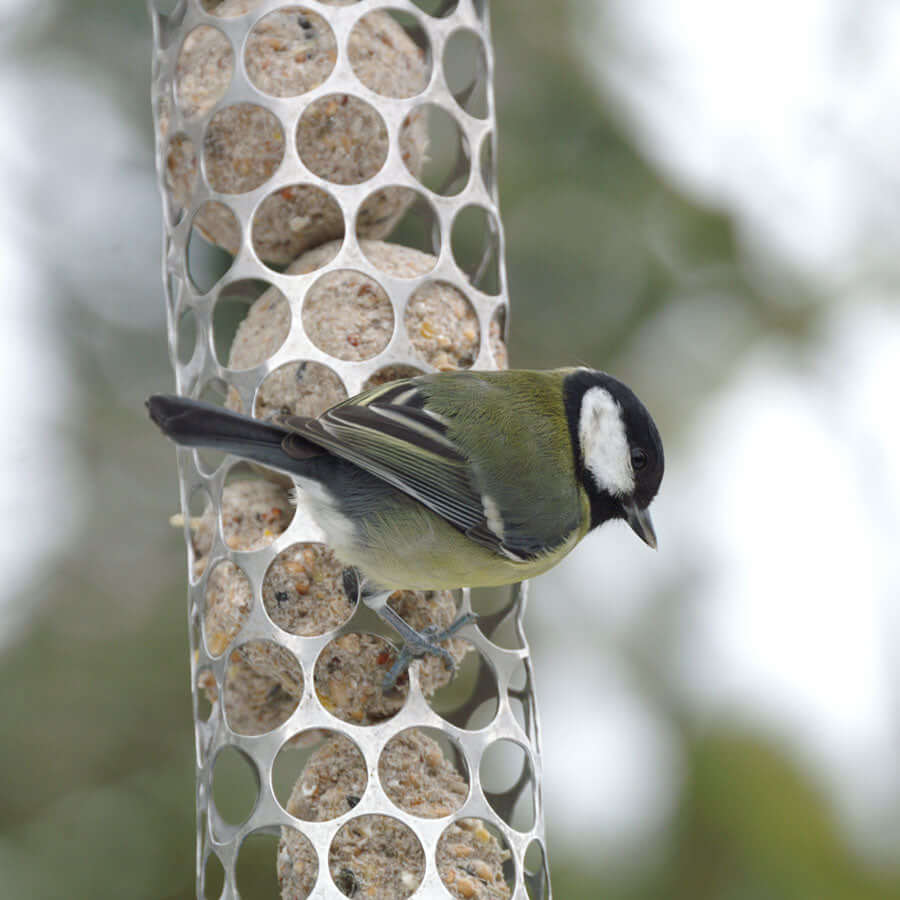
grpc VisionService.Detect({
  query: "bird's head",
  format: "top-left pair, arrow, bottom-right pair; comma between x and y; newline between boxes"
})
563,368 -> 664,548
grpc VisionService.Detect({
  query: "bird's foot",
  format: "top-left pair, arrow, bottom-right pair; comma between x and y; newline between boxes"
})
360,591 -> 477,691
381,613 -> 479,691
346,577 -> 478,690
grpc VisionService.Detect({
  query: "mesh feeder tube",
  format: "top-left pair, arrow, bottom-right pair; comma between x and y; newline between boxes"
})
149,1 -> 550,897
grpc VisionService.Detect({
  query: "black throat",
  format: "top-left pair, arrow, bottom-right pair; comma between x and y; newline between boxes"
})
562,369 -> 624,531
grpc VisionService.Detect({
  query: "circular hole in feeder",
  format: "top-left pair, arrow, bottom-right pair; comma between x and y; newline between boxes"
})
175,25 -> 233,119
480,131 -> 495,194
452,203 -> 501,295
329,815 -> 424,897
188,202 -> 239,292
175,304 -> 197,366
348,9 -> 431,99
357,187 -> 440,266
204,103 -> 285,194
246,7 -> 337,97
412,0 -> 458,17
254,360 -> 348,421
437,818 -> 515,897
427,639 -> 499,730
508,660 -> 534,737
252,184 -> 344,269
405,281 -> 480,370
275,825 -> 318,899
297,94 -> 389,184
525,839 -> 550,900
444,29 -> 488,119
470,584 -> 523,650
212,744 -> 259,827
480,739 -> 536,832
302,269 -> 394,361
314,632 -> 408,726
203,848 -> 225,900
236,829 -> 288,899
402,104 -> 470,196
217,467 -> 294,550
214,278 -> 290,369
379,727 -> 469,818
224,640 -> 303,736
204,559 -> 252,657
164,132 -> 197,225
263,542 -> 356,636
274,729 -> 367,821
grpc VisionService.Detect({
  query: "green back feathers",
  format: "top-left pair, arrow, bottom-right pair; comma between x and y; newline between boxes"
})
293,369 -> 588,560
419,370 -> 584,553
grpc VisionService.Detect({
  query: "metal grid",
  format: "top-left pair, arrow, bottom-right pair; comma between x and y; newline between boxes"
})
149,1 -> 550,896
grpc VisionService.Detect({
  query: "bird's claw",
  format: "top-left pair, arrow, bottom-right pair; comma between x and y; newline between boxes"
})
381,612 -> 479,692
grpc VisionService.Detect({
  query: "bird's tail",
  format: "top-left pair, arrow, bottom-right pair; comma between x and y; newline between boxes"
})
147,394 -> 321,475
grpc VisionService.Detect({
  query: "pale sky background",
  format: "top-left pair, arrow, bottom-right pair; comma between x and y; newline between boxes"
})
1,0 -> 898,872
535,300 -> 900,861
0,58 -> 78,642
535,0 -> 900,863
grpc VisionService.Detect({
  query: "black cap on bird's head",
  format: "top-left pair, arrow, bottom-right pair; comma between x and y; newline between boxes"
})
563,368 -> 664,548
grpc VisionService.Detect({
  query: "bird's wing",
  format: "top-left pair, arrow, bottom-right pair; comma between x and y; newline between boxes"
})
280,378 -> 538,561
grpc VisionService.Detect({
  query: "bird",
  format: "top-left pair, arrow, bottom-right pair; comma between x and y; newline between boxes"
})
148,367 -> 664,687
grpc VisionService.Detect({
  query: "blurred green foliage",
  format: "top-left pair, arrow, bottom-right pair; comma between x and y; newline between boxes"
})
0,1 -> 896,898
551,729 -> 900,900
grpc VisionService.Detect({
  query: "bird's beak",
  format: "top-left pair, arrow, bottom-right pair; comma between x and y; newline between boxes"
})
623,500 -> 657,549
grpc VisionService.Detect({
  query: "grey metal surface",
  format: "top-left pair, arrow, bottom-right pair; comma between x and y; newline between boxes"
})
149,2 -> 550,896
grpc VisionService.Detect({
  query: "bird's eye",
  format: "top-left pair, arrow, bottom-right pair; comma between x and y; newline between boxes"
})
631,448 -> 648,471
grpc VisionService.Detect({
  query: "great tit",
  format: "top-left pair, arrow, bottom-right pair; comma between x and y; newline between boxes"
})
148,368 -> 663,685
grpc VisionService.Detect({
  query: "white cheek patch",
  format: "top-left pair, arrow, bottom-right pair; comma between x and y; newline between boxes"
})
579,387 -> 634,497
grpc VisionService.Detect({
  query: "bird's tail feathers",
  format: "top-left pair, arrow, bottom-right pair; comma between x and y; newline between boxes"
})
147,394 -> 320,475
